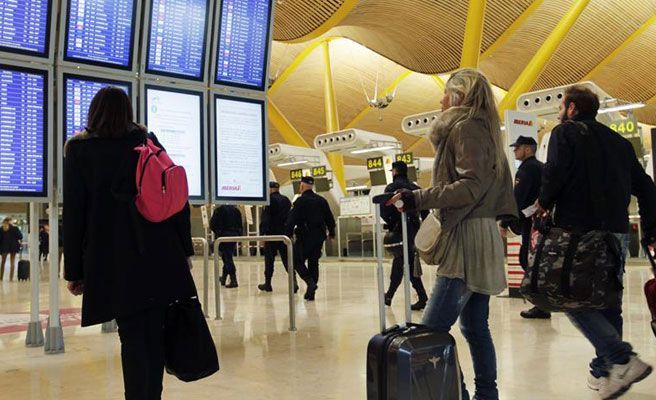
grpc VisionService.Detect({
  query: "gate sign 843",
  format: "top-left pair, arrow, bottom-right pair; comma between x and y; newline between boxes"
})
395,152 -> 413,164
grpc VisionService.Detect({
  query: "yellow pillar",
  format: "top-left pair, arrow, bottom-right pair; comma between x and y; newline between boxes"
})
322,41 -> 346,191
497,0 -> 590,117
460,0 -> 487,68
268,99 -> 310,147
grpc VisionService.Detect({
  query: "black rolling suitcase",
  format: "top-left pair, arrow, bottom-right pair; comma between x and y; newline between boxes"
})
17,249 -> 29,281
366,194 -> 461,400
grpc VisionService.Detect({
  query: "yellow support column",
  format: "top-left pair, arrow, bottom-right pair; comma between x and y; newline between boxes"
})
460,0 -> 487,68
498,0 -> 590,116
322,41 -> 346,191
268,99 -> 310,148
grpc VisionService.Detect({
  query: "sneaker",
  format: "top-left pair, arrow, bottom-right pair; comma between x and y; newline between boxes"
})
520,307 -> 551,319
258,283 -> 273,292
587,373 -> 603,391
598,356 -> 653,400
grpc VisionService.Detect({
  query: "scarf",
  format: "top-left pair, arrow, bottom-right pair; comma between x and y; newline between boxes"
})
427,107 -> 471,187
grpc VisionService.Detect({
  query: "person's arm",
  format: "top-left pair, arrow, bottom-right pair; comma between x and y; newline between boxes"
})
285,201 -> 301,237
539,126 -> 574,210
413,125 -> 491,211
63,143 -> 86,282
209,208 -> 221,236
629,144 -> 656,244
172,203 -> 194,257
324,200 -> 336,238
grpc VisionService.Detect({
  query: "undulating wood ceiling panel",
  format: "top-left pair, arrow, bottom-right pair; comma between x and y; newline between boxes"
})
273,0 -> 345,41
481,0 -> 536,51
269,41 -> 312,83
533,0 -> 655,90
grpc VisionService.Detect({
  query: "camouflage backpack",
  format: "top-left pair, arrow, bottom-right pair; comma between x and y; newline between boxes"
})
520,228 -> 623,311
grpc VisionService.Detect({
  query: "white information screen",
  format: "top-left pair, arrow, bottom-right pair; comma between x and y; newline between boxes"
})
145,85 -> 204,199
214,95 -> 265,202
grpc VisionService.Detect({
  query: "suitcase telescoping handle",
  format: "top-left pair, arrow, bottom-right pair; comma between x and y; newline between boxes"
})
372,194 -> 414,332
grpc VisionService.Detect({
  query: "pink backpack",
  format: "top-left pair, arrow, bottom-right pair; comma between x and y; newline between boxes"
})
134,138 -> 188,222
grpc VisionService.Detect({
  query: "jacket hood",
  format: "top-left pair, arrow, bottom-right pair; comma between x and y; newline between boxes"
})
428,107 -> 471,149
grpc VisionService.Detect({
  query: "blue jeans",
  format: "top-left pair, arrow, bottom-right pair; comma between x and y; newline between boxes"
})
566,234 -> 632,377
422,277 -> 498,400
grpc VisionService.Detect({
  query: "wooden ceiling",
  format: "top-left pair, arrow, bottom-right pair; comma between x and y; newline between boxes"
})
268,0 -> 656,160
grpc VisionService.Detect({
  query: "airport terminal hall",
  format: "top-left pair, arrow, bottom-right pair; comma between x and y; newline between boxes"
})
4,0 -> 656,399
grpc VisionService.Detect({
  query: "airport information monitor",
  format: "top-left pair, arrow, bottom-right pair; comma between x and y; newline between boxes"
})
214,0 -> 272,91
0,0 -> 52,57
145,0 -> 209,80
64,0 -> 137,69
63,74 -> 131,141
0,65 -> 48,198
214,94 -> 266,203
145,85 -> 205,200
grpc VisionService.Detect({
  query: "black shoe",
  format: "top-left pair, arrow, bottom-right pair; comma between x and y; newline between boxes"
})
520,307 -> 551,319
258,283 -> 272,292
219,275 -> 227,287
411,300 -> 426,311
304,280 -> 317,301
384,295 -> 392,307
294,283 -> 299,294
225,277 -> 238,289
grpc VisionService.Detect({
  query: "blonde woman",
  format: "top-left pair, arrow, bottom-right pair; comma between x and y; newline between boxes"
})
390,69 -> 516,400
0,217 -> 23,281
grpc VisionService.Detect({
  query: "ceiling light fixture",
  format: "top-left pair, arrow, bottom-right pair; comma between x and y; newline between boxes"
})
346,185 -> 369,191
350,145 -> 397,155
277,160 -> 308,167
597,102 -> 646,114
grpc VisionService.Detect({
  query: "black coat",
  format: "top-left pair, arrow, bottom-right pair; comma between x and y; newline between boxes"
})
286,190 -> 335,247
260,191 -> 291,235
381,175 -> 426,238
63,130 -> 197,327
501,156 -> 543,233
0,225 -> 23,254
210,205 -> 243,237
540,117 -> 656,240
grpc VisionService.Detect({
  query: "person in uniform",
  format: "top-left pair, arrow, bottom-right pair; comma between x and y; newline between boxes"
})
258,181 -> 295,292
500,135 -> 549,319
286,176 -> 336,301
210,205 -> 243,288
381,161 -> 429,310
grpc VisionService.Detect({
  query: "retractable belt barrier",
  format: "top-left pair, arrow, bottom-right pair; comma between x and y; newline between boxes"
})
213,235 -> 297,332
191,237 -> 210,317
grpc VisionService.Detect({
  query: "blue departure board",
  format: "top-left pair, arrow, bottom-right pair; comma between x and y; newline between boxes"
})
63,74 -> 131,141
214,0 -> 272,90
0,65 -> 47,197
0,0 -> 52,57
146,0 -> 209,80
64,0 -> 137,69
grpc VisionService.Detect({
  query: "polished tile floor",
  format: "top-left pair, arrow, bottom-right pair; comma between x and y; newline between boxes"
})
1,258 -> 656,399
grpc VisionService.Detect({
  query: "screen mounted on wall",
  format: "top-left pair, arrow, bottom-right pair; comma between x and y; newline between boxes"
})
0,0 -> 53,58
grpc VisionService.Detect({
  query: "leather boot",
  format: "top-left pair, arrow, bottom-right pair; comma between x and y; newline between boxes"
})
304,279 -> 318,301
225,275 -> 238,289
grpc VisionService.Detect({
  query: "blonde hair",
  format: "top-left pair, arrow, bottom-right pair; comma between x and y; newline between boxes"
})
444,68 -> 505,176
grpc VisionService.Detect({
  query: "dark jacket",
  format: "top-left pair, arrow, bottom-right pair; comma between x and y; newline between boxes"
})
501,156 -> 543,231
260,191 -> 291,235
382,175 -> 426,237
0,225 -> 23,254
63,130 -> 197,327
286,190 -> 336,246
539,117 -> 656,240
210,205 -> 243,237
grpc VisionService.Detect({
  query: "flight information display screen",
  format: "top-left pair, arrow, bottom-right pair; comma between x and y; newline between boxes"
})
64,0 -> 137,69
214,0 -> 272,90
146,0 -> 210,80
214,95 -> 266,202
63,74 -> 131,141
0,0 -> 52,57
0,65 -> 48,198
145,85 -> 205,199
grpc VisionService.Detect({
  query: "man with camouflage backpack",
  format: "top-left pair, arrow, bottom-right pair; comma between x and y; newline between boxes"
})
535,85 -> 656,399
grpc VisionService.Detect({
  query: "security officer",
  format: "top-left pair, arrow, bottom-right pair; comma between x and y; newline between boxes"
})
286,176 -> 336,301
500,136 -> 549,319
381,161 -> 429,310
258,181 -> 296,293
210,204 -> 243,289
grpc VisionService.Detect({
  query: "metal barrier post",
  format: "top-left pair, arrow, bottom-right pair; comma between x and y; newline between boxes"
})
192,237 -> 210,317
213,235 -> 296,331
374,204 -> 386,333
212,243 -> 222,321
101,320 -> 118,333
45,193 -> 64,354
26,202 -> 44,347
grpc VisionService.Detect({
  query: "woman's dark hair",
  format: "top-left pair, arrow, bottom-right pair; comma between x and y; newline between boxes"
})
86,86 -> 136,138
564,85 -> 600,118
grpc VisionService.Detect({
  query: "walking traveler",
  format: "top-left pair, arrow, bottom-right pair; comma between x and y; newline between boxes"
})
63,87 -> 199,400
535,85 -> 656,399
258,181 -> 295,292
0,217 -> 23,281
389,68 -> 516,400
381,161 -> 429,310
210,205 -> 243,289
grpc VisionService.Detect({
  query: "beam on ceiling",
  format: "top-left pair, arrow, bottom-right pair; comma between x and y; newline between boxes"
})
268,37 -> 340,96
497,0 -> 590,117
282,0 -> 360,44
344,71 -> 413,129
322,41 -> 346,191
268,98 -> 310,147
582,15 -> 656,80
460,0 -> 487,68
481,0 -> 545,60
432,75 -> 445,90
